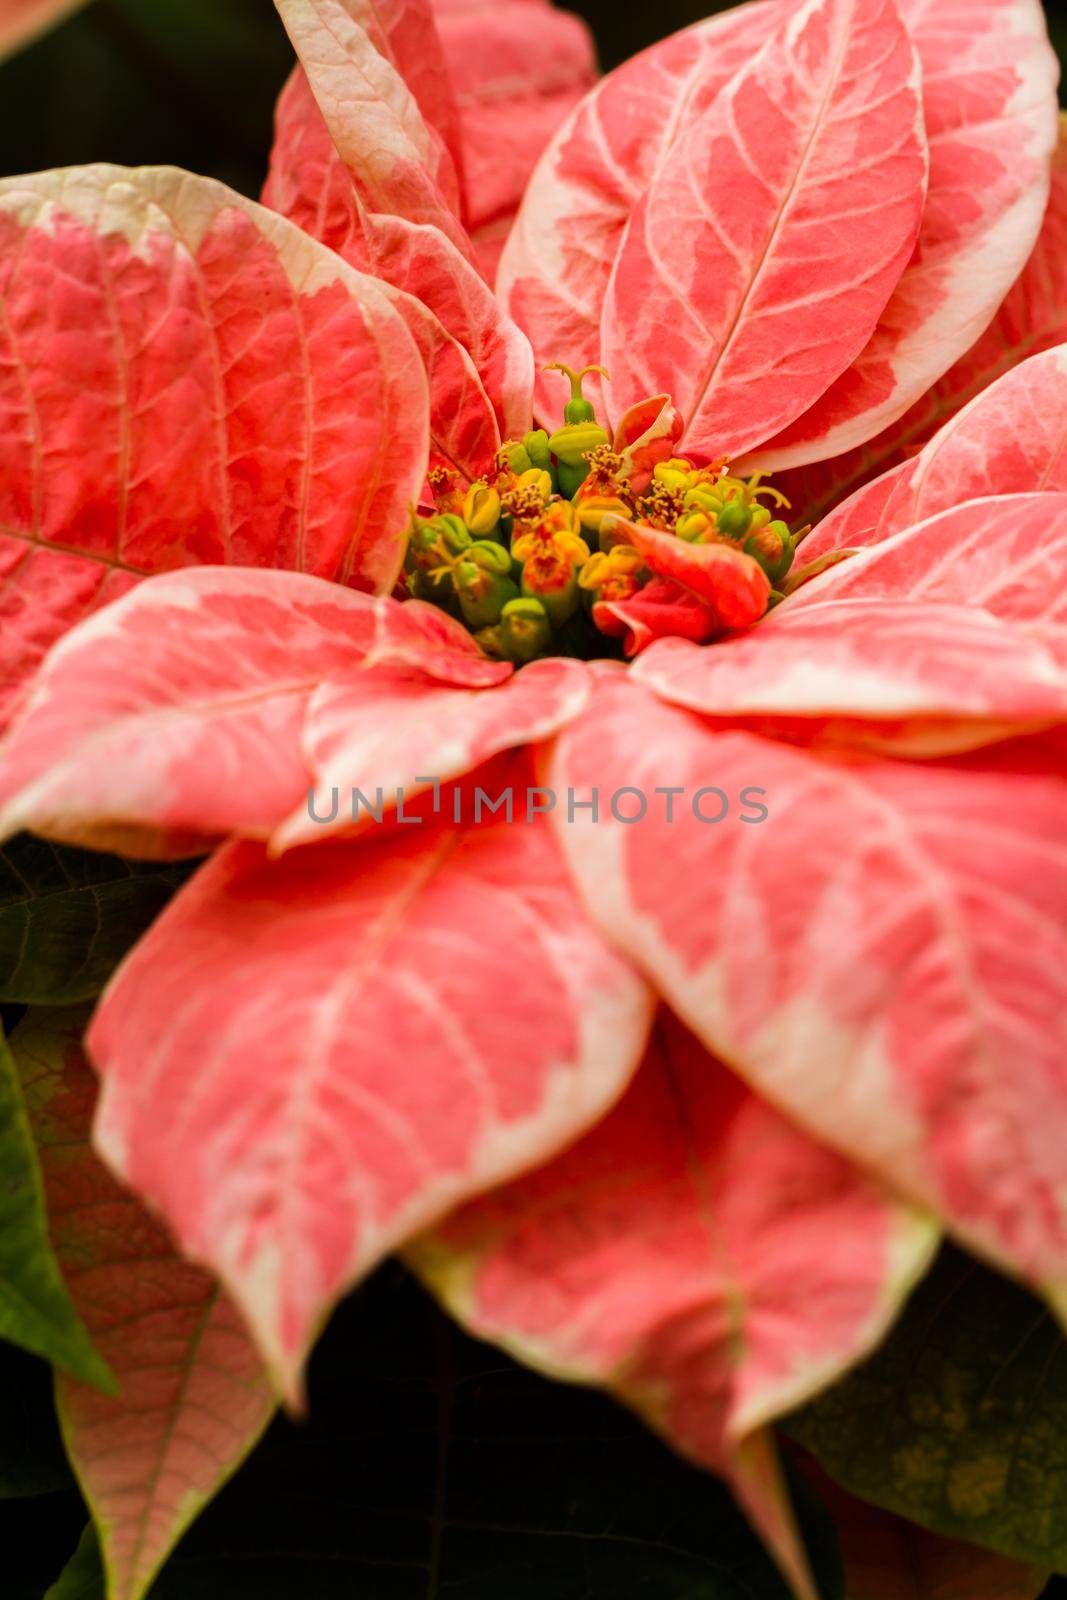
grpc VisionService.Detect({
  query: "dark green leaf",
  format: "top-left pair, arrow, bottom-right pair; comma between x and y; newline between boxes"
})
46,1524 -> 106,1600
786,1245 -> 1067,1575
41,1268 -> 843,1599
0,836 -> 191,1004
0,1022 -> 112,1388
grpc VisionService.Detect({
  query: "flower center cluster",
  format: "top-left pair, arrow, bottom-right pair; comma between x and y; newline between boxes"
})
403,365 -> 800,662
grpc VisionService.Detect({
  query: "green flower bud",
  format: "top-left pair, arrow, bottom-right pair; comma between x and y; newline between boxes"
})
716,500 -> 753,540
684,484 -> 724,516
523,429 -> 553,471
463,484 -> 502,537
454,541 -> 520,628
676,509 -> 714,543
503,441 -> 533,474
547,421 -> 612,466
500,597 -> 553,662
473,623 -> 507,659
521,561 -> 579,628
408,515 -> 470,572
744,520 -> 795,583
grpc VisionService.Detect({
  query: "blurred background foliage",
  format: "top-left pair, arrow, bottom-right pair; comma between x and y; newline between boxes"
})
0,0 -> 1063,200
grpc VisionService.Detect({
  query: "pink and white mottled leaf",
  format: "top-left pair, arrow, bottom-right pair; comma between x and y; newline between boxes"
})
412,1012 -> 935,1600
797,461 -> 923,562
633,596 -> 1067,751
431,0 -> 597,270
499,2 -> 781,424
88,781 -> 654,1396
792,492 -> 1067,626
344,0 -> 465,187
800,340 -> 1067,563
270,3 -> 534,443
0,568 -> 506,858
12,1006 -> 273,1600
274,0 -> 465,240
877,341 -> 1067,533
548,675 -> 1067,1317
747,0 -> 1060,473
0,163 -> 428,730
275,655 -> 591,849
600,0 -> 928,460
0,0 -> 87,56
263,74 -> 503,475
775,117 -> 1067,528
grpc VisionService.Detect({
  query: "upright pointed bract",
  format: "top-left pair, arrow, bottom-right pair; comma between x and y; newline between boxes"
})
269,0 -> 535,447
413,1014 -> 936,1600
0,165 -> 429,729
746,0 -> 1059,471
431,0 -> 597,279
11,1007 -> 274,1600
499,1 -> 783,424
602,0 -> 928,459
774,115 -> 1067,523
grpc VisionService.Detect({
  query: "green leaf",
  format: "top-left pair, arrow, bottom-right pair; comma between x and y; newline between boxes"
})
40,1268 -> 845,1599
0,836 -> 191,1004
786,1245 -> 1067,1575
46,1525 -> 106,1600
0,1022 -> 112,1389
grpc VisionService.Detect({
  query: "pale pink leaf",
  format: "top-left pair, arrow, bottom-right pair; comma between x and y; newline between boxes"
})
0,0 -> 87,57
275,656 -> 591,849
274,0 -> 466,242
600,0 -> 928,460
799,340 -> 1067,563
88,781 -> 655,1395
797,460 -> 920,562
791,492 -> 1067,626
547,674 -> 1067,1314
878,341 -> 1067,532
412,1013 -> 935,1600
344,0 -> 466,191
431,0 -> 597,247
499,2 -> 782,424
633,595 -> 1067,751
12,1006 -> 274,1600
264,63 -> 533,449
0,568 -> 506,857
747,0 -> 1060,472
0,163 -> 428,729
263,72 -> 504,474
775,116 -> 1067,527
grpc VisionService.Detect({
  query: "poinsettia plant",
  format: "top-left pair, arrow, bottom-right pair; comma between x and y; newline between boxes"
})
1,0 -> 1067,1595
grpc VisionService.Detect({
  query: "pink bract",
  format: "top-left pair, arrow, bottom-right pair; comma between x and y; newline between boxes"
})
1,1 -> 1065,1595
